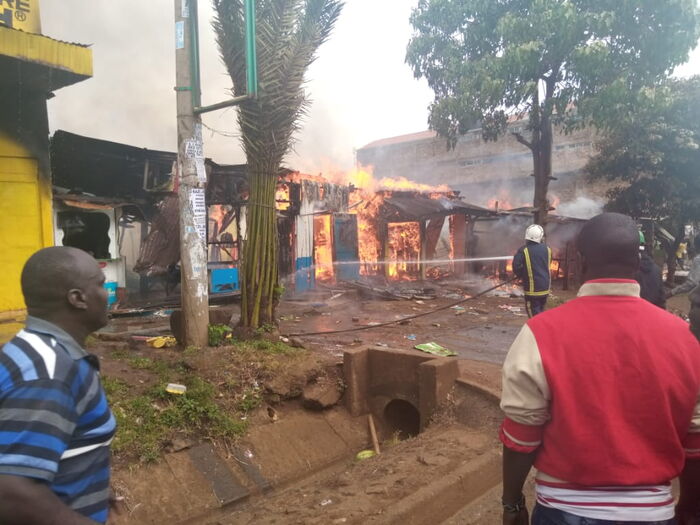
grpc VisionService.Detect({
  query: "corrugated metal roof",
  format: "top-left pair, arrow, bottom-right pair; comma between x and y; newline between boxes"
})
0,26 -> 92,89
381,194 -> 493,222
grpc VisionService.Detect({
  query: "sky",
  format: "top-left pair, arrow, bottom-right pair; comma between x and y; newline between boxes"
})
42,1 -> 700,174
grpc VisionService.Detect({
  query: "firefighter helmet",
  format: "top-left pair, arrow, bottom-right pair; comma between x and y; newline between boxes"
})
525,224 -> 545,243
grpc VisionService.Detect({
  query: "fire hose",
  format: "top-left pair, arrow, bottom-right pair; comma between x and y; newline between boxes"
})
284,276 -> 519,338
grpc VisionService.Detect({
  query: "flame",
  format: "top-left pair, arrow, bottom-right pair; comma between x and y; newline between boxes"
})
276,183 -> 291,211
550,258 -> 559,278
342,166 -> 452,278
313,214 -> 335,283
386,222 -> 421,280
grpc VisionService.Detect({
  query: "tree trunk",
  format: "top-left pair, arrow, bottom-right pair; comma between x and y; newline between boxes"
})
240,167 -> 279,330
533,113 -> 553,225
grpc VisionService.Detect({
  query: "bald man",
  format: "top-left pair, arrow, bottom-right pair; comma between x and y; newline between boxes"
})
0,247 -> 116,524
499,213 -> 700,525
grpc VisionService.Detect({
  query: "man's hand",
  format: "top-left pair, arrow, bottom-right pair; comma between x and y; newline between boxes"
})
503,507 -> 529,525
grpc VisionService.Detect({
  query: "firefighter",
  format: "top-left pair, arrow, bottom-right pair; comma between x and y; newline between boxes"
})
513,224 -> 552,317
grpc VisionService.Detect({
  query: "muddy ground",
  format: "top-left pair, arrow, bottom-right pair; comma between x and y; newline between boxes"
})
98,282 -> 694,524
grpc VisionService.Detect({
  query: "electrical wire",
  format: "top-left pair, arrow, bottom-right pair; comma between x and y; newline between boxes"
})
284,276 -> 519,337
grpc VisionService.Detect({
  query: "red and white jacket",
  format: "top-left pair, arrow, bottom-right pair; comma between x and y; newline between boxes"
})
500,279 -> 700,521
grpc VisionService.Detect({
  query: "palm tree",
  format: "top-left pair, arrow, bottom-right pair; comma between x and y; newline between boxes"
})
213,0 -> 343,330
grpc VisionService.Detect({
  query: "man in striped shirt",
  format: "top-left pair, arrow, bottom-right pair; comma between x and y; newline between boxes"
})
0,247 -> 116,524
500,213 -> 700,524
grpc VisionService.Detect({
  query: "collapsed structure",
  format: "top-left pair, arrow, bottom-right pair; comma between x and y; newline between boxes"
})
47,131 -> 586,308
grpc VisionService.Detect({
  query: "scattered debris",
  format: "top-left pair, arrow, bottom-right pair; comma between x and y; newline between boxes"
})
414,342 -> 457,357
146,336 -> 177,348
267,406 -> 279,422
302,376 -> 344,410
289,337 -> 306,349
165,383 -> 187,395
320,499 -> 333,507
405,334 -> 417,341
368,414 -> 381,455
375,342 -> 388,347
355,450 -> 376,461
431,323 -> 441,328
351,316 -> 360,323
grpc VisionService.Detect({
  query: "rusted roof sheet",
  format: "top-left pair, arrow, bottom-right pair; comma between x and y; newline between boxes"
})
381,195 -> 494,222
133,195 -> 180,277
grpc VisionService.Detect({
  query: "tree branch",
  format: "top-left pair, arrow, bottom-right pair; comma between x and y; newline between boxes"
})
512,132 -> 533,150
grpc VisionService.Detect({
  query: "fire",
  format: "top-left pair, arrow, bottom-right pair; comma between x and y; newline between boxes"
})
386,222 -> 421,280
351,192 -> 385,276
343,166 -> 452,278
550,258 -> 559,278
313,214 -> 335,283
276,182 -> 291,210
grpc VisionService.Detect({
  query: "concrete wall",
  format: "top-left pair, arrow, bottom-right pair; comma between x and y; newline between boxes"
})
357,123 -> 610,207
344,347 -> 459,433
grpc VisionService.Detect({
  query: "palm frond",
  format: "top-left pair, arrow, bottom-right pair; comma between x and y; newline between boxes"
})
214,0 -> 344,167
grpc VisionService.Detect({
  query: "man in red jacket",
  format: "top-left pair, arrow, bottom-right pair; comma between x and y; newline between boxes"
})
500,213 -> 700,525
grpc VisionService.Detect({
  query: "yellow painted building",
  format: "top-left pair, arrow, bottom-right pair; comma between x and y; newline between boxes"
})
0,18 -> 92,341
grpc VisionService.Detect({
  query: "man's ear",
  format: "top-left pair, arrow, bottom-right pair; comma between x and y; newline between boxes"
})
67,288 -> 88,310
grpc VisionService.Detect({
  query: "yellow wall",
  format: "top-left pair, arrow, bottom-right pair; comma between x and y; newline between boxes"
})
0,132 -> 53,342
0,0 -> 41,33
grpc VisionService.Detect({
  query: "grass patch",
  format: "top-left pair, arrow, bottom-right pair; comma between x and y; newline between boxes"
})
102,338 -> 306,464
104,375 -> 246,464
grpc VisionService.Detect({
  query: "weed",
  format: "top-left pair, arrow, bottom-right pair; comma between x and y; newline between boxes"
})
236,388 -> 262,413
208,324 -> 233,346
128,357 -> 154,370
103,373 -> 246,464
183,345 -> 199,357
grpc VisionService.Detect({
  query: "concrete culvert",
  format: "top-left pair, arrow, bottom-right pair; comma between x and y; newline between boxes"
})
384,399 -> 421,439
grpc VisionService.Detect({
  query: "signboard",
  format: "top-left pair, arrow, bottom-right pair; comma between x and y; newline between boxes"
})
0,0 -> 41,33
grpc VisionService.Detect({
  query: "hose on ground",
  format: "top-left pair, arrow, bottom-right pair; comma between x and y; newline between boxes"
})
283,276 -> 519,338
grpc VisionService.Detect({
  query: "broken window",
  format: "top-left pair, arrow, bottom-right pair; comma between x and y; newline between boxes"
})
208,204 -> 239,262
58,211 -> 112,259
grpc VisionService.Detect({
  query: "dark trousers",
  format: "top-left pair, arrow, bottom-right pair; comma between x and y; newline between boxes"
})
532,503 -> 676,525
525,295 -> 548,318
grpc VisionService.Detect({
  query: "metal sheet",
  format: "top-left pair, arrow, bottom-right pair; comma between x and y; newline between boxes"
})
333,213 -> 360,281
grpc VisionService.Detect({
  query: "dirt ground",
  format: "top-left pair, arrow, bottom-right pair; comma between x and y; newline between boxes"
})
208,423 -> 498,525
97,280 -> 694,524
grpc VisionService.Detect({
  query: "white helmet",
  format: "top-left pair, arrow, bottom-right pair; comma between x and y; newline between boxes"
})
525,224 -> 545,243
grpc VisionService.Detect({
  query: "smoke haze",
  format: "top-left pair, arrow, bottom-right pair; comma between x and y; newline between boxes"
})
41,1 -> 433,171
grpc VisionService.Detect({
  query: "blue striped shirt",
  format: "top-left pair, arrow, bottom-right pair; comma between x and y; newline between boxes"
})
0,317 -> 116,523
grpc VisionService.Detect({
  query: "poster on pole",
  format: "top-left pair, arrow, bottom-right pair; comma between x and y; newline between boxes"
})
175,21 -> 185,49
189,188 -> 207,243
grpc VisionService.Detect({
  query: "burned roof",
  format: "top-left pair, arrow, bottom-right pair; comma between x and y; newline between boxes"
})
51,130 -> 176,201
380,193 -> 494,222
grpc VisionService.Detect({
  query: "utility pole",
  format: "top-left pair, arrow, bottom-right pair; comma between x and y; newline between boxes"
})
174,0 -> 209,347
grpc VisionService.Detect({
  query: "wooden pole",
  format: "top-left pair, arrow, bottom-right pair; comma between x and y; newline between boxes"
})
175,0 -> 209,346
368,414 -> 381,455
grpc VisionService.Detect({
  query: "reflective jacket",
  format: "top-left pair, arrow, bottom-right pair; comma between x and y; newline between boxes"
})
513,241 -> 552,296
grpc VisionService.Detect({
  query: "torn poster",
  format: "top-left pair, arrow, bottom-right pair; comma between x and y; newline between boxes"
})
189,188 -> 207,242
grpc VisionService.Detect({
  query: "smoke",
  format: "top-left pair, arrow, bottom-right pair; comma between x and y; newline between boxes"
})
556,196 -> 605,219
40,1 -> 431,171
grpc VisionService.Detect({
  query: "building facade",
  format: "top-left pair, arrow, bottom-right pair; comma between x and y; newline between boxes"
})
0,13 -> 92,340
356,123 -> 608,209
